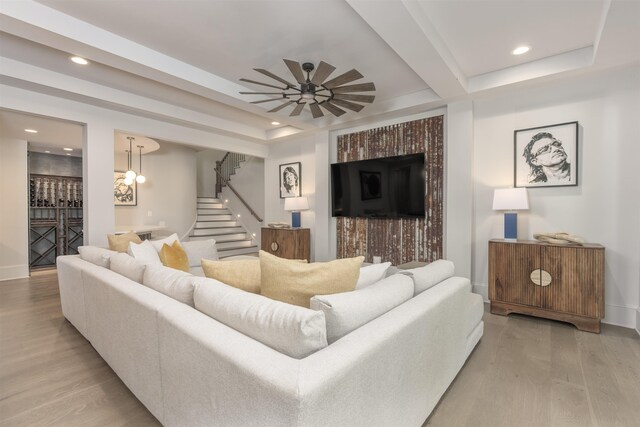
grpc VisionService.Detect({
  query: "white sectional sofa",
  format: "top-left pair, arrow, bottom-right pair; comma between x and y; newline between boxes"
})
56,253 -> 484,427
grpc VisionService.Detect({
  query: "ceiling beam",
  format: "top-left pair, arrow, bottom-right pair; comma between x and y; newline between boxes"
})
346,0 -> 467,99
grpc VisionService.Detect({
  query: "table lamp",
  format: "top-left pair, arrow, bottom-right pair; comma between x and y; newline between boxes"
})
284,196 -> 309,228
492,188 -> 529,241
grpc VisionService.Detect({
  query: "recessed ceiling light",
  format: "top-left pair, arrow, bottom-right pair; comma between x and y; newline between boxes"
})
24,129 -> 38,133
512,46 -> 530,55
66,153 -> 71,156
70,56 -> 89,65
63,148 -> 73,151
271,121 -> 280,126
44,150 -> 50,153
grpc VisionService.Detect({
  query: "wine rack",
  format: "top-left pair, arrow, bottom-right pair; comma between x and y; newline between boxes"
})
29,174 -> 84,269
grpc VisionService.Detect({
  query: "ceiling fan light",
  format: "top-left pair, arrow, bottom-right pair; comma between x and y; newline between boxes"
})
125,170 -> 137,180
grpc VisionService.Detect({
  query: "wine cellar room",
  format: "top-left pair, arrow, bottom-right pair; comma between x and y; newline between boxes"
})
0,109 -> 85,273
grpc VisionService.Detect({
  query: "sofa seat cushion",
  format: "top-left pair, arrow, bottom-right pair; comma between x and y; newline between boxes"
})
159,241 -> 190,272
109,253 -> 146,283
201,258 -> 260,294
78,246 -> 118,268
182,239 -> 218,267
143,264 -> 195,306
193,277 -> 327,359
310,273 -> 414,343
127,239 -> 162,266
356,262 -> 392,289
404,259 -> 455,295
107,231 -> 142,253
260,251 -> 363,308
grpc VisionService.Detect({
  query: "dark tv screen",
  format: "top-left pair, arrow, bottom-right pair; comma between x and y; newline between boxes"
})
331,153 -> 425,218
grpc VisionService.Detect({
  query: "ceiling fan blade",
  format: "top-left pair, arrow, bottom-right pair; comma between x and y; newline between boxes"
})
239,78 -> 285,90
290,103 -> 305,116
330,98 -> 364,112
322,69 -> 363,89
309,102 -> 324,118
254,68 -> 297,88
251,98 -> 283,104
320,102 -> 346,117
268,101 -> 295,113
333,93 -> 375,103
332,82 -> 376,93
240,92 -> 285,95
310,61 -> 336,86
283,59 -> 307,85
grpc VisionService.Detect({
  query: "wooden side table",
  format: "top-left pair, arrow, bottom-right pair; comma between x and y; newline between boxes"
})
261,228 -> 310,260
488,239 -> 604,332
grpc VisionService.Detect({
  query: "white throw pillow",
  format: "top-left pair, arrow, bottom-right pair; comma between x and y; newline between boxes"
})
310,273 -> 414,343
356,262 -> 392,289
127,239 -> 162,266
193,277 -> 327,359
78,246 -> 117,268
404,259 -> 455,295
143,264 -> 195,306
109,253 -> 146,283
181,239 -> 218,267
149,233 -> 180,252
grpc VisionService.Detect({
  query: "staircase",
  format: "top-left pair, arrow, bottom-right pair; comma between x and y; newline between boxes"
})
189,197 -> 258,258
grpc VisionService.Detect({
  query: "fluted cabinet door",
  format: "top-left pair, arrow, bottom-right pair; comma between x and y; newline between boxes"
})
488,241 -> 541,307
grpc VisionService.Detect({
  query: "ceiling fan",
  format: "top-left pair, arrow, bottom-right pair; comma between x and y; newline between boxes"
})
239,59 -> 375,119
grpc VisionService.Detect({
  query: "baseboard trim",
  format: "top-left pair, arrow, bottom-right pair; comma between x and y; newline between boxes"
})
472,282 -> 638,330
0,265 -> 29,282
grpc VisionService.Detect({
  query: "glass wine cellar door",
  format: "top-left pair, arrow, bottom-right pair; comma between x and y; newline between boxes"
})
29,174 -> 83,269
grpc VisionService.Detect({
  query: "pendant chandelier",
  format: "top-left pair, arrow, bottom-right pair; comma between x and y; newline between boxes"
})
124,136 -> 146,185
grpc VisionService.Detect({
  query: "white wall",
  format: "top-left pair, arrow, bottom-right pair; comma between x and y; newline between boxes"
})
0,137 -> 29,281
196,149 -> 226,197
220,156 -> 265,246
472,65 -> 640,328
115,142 -> 197,238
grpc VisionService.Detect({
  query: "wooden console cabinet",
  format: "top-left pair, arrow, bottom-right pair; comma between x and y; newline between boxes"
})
488,239 -> 604,333
261,228 -> 310,260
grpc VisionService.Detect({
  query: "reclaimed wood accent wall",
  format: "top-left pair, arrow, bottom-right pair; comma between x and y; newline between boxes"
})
336,115 -> 444,265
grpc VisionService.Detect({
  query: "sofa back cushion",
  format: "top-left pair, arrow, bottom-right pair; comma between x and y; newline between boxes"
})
107,231 -> 142,253
149,233 -> 180,252
193,277 -> 327,359
109,252 -> 146,283
78,246 -> 118,268
182,239 -> 218,267
201,258 -> 260,294
260,251 -> 363,308
310,273 -> 414,343
356,262 -> 392,289
143,264 -> 195,306
404,259 -> 455,295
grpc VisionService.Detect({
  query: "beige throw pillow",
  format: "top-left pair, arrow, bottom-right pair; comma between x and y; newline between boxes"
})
107,231 -> 142,253
260,250 -> 364,308
201,258 -> 261,294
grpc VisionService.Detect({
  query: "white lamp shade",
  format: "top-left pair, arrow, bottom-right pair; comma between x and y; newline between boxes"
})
284,196 -> 309,211
492,188 -> 529,211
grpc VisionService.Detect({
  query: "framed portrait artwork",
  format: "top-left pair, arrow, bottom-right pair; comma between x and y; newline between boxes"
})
114,171 -> 137,206
514,121 -> 578,188
279,162 -> 301,198
359,171 -> 382,200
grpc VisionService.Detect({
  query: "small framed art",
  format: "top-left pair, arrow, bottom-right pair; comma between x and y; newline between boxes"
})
114,171 -> 137,206
279,162 -> 301,198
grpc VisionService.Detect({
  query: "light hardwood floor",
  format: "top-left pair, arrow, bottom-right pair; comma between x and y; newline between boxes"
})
1,270 -> 639,426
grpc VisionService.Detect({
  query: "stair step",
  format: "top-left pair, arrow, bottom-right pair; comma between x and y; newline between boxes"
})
197,203 -> 224,210
194,219 -> 238,227
197,212 -> 231,220
210,233 -> 250,242
218,245 -> 259,258
216,239 -> 255,250
192,227 -> 247,238
196,214 -> 234,221
192,226 -> 244,234
197,197 -> 221,203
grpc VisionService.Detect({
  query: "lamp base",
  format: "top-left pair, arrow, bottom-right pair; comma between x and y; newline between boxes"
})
504,212 -> 518,240
291,211 -> 301,228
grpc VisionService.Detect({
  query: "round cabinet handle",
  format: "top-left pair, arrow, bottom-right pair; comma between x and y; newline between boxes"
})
270,241 -> 279,252
530,269 -> 552,287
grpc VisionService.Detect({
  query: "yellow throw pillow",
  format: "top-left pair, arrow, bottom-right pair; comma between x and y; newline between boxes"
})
201,259 -> 261,294
159,241 -> 190,272
107,231 -> 142,253
260,250 -> 364,308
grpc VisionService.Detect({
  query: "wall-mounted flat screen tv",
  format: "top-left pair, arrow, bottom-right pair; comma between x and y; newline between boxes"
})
331,153 -> 425,218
